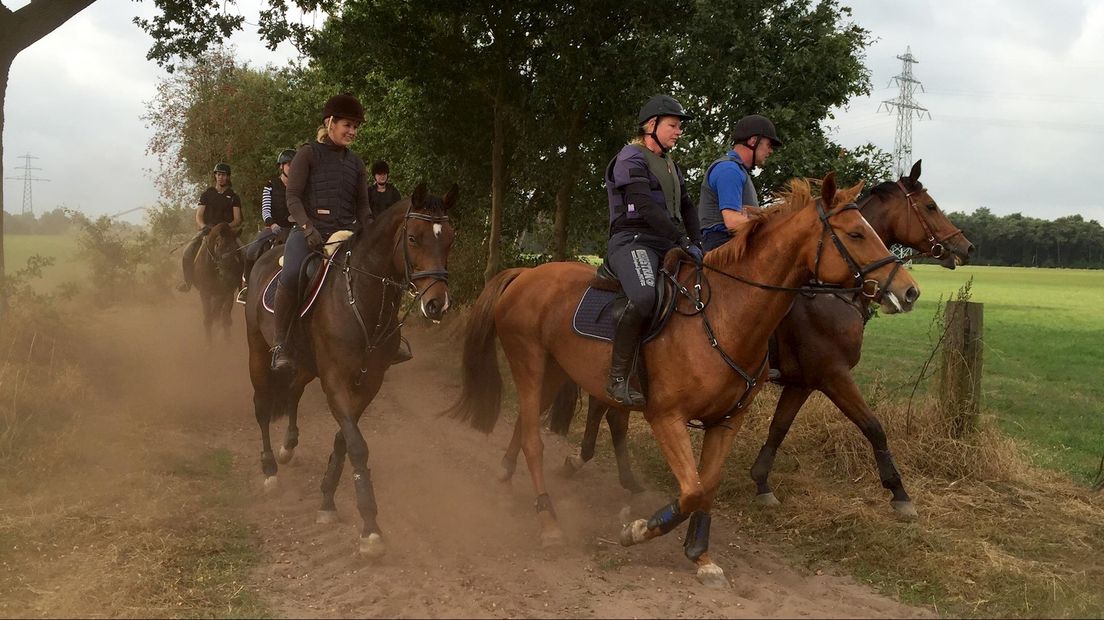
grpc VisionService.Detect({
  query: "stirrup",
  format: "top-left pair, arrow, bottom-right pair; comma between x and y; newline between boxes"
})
270,344 -> 294,373
235,286 -> 248,305
606,376 -> 646,408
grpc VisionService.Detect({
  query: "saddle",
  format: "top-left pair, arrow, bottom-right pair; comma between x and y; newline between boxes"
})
571,247 -> 691,343
262,231 -> 354,317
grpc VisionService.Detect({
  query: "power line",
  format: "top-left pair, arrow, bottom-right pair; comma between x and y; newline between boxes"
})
3,153 -> 50,216
878,46 -> 931,178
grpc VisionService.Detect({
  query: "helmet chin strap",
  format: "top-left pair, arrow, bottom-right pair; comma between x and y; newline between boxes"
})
648,117 -> 670,155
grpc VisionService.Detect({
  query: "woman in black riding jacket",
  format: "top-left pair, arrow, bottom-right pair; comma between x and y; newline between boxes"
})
269,94 -> 374,372
603,95 -> 702,408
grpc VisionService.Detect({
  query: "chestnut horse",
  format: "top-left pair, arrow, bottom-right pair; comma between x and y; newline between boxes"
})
542,160 -> 975,518
245,183 -> 457,558
446,174 -> 919,585
191,222 -> 243,341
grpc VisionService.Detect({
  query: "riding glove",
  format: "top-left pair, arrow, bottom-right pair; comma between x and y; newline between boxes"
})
304,226 -> 324,251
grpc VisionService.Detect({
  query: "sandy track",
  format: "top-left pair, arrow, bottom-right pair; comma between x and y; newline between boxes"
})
8,301 -> 930,618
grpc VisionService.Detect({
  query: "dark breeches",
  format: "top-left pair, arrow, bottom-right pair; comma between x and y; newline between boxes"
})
606,231 -> 674,319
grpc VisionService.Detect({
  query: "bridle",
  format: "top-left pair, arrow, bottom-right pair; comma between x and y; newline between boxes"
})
811,198 -> 903,301
877,181 -> 967,261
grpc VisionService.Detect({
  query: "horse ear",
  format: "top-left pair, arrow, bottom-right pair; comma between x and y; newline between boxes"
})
822,172 -> 837,207
908,159 -> 922,185
411,182 -> 427,208
443,183 -> 460,211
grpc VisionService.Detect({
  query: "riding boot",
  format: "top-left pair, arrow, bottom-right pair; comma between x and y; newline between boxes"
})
390,334 -> 413,365
606,300 -> 647,408
270,283 -> 299,373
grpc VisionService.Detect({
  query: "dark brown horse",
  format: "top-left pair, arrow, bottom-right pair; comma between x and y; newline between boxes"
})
245,183 -> 457,558
191,222 -> 244,341
446,174 -> 919,584
540,160 -> 974,518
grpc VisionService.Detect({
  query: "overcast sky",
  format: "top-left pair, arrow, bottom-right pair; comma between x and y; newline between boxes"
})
3,0 -> 1103,225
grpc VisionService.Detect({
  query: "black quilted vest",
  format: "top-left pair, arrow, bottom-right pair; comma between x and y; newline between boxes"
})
304,142 -> 363,233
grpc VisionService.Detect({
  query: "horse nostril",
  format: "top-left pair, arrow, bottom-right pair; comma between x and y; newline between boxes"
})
967,243 -> 976,256
905,286 -> 920,304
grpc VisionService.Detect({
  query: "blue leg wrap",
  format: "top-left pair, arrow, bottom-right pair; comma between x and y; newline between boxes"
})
646,499 -> 689,535
534,493 -> 556,516
683,511 -> 712,561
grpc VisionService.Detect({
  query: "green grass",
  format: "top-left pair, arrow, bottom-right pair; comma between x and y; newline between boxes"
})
3,233 -> 87,291
855,264 -> 1104,482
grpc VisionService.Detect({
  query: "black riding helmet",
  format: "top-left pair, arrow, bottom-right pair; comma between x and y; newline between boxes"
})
213,162 -> 231,175
371,159 -> 389,176
321,93 -> 365,123
276,149 -> 296,166
731,114 -> 783,148
638,95 -> 693,154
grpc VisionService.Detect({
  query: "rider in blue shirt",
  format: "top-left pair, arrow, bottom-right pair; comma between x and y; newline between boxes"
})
698,115 -> 782,251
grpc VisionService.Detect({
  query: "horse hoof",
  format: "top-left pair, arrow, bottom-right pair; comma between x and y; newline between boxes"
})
263,476 -> 279,494
696,563 -> 729,588
756,492 -> 781,507
276,447 -> 295,464
891,500 -> 919,520
359,533 -> 386,558
619,519 -> 648,547
560,455 -> 585,478
540,528 -> 566,548
316,510 -> 340,525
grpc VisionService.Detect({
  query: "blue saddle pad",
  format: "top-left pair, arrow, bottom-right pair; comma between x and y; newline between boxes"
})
572,288 -> 622,342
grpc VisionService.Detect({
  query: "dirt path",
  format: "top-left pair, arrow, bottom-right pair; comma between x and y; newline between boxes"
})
3,302 -> 932,618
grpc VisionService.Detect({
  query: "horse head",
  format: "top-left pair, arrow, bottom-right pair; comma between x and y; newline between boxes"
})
393,183 -> 457,322
866,160 -> 976,269
811,173 -> 921,314
205,223 -> 243,281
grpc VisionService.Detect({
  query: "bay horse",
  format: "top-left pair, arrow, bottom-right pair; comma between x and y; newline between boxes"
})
245,183 -> 457,558
446,173 -> 919,585
191,222 -> 244,341
542,160 -> 975,518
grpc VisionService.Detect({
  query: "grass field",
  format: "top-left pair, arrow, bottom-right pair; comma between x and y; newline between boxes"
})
3,233 -> 87,292
855,264 -> 1104,483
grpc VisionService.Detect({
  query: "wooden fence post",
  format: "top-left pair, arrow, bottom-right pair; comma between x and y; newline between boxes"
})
940,300 -> 984,437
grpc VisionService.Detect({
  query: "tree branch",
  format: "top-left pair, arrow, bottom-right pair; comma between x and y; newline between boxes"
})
0,0 -> 97,57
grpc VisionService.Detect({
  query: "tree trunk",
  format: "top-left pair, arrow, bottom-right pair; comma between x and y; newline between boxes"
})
484,76 -> 507,283
551,103 -> 587,262
0,54 -> 11,316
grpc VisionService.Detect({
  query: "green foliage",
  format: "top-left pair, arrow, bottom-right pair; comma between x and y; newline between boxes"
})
2,208 -> 77,235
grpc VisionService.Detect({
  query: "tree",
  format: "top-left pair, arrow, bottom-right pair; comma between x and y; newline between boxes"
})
0,0 -> 97,311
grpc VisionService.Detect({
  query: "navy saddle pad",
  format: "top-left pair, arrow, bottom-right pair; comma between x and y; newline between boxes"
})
572,288 -> 664,343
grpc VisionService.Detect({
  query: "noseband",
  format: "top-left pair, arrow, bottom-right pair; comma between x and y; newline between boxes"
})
813,199 -> 903,300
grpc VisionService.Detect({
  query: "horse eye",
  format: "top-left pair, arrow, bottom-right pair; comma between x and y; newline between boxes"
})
407,235 -> 417,244
926,203 -> 938,211
847,231 -> 863,239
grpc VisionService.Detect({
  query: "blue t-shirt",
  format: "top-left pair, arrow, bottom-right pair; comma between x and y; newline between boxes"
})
702,150 -> 749,234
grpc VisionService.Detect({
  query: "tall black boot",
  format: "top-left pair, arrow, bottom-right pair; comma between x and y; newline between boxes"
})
606,300 -> 647,408
270,283 -> 299,373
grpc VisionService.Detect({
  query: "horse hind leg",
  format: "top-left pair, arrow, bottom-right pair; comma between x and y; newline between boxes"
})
277,374 -> 308,465
750,385 -> 813,507
513,356 -> 568,547
498,422 -> 522,483
250,344 -> 281,491
606,408 -> 643,494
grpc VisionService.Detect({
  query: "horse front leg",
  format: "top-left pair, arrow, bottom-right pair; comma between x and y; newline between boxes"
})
276,373 -> 308,465
561,395 -> 607,477
317,429 -> 346,525
620,415 -> 703,556
687,420 -> 746,588
324,380 -> 385,557
606,408 -> 643,494
249,342 -> 281,491
201,293 -> 215,343
750,385 -> 813,506
819,373 -> 916,519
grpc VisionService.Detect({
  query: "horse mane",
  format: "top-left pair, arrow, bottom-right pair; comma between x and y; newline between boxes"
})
705,176 -> 865,267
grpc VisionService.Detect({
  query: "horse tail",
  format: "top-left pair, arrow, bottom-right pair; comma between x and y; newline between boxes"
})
444,267 -> 527,434
546,380 -> 580,436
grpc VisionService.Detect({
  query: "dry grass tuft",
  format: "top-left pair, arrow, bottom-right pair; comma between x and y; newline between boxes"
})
681,385 -> 1104,617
